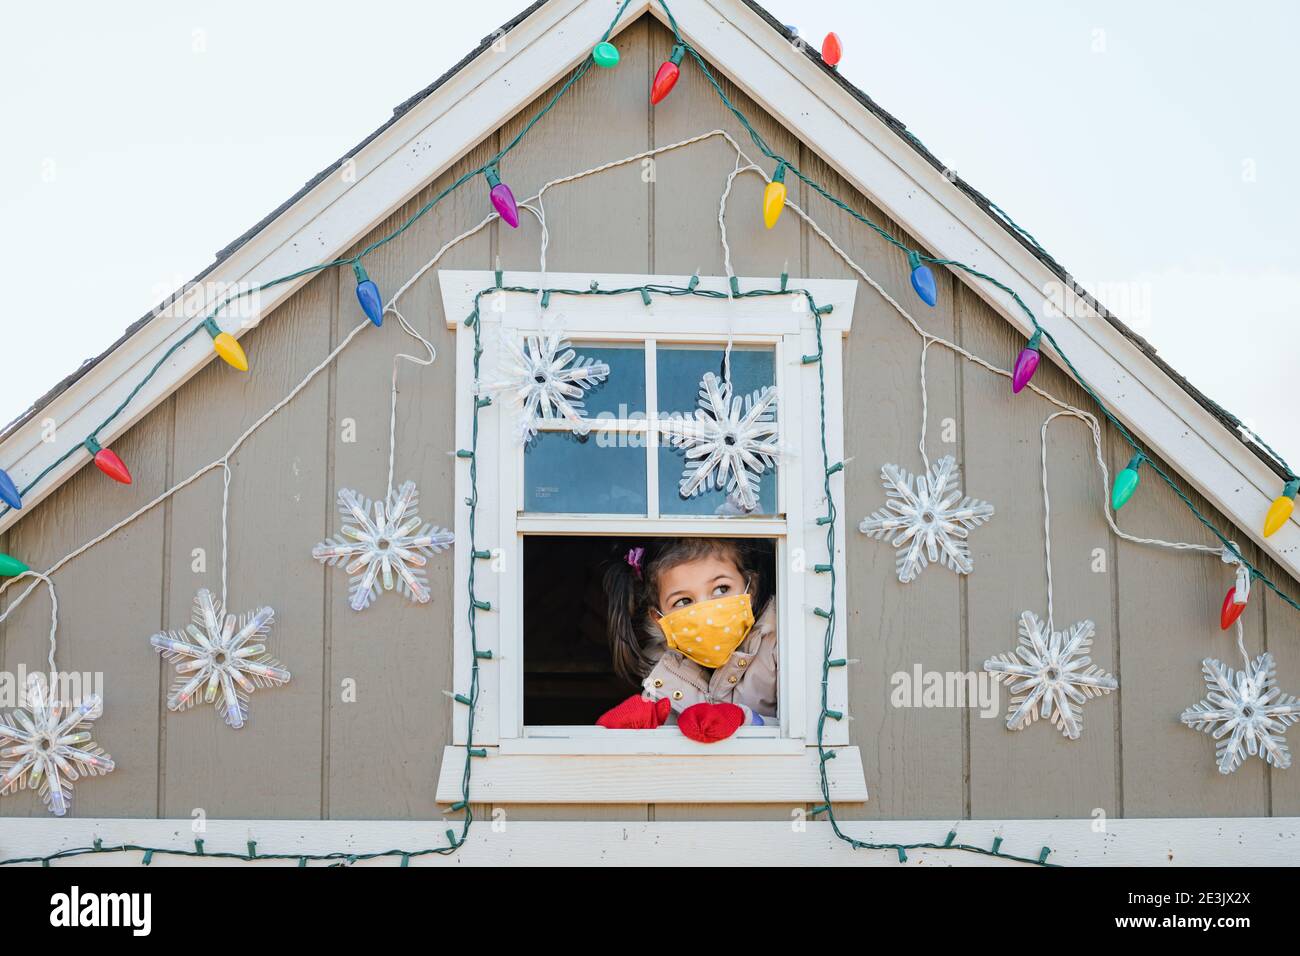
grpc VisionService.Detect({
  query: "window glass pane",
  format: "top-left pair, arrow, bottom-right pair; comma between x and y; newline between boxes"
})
655,345 -> 778,517
656,444 -> 778,516
524,431 -> 647,514
655,345 -> 774,413
573,344 -> 646,419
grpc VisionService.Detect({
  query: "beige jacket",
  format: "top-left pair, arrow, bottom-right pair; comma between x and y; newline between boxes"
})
642,598 -> 778,722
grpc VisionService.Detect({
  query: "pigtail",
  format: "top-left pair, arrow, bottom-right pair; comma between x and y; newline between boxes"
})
603,553 -> 655,685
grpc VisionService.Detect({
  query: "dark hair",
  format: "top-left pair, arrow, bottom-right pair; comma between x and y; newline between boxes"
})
602,538 -> 756,684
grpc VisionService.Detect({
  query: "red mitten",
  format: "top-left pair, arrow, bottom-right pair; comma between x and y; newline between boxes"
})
597,694 -> 672,729
678,702 -> 745,743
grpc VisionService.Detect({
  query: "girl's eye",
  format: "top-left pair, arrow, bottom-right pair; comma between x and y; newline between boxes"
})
711,584 -> 731,597
671,597 -> 693,609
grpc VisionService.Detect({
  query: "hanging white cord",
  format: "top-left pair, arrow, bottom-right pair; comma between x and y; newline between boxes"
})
918,338 -> 935,474
0,570 -> 59,671
1040,412 -> 1066,632
1234,618 -> 1252,670
1040,409 -> 1225,631
382,306 -> 438,499
717,153 -> 754,391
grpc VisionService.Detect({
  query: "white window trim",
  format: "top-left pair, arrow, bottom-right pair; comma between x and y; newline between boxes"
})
438,270 -> 862,803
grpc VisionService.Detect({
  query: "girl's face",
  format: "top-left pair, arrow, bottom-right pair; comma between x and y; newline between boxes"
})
654,553 -> 746,617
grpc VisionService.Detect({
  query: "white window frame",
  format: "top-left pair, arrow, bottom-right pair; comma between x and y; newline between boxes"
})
437,271 -> 865,803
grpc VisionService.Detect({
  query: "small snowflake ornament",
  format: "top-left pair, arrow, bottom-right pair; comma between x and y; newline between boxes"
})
151,589 -> 290,729
1181,652 -> 1300,774
479,326 -> 610,443
314,480 -> 453,611
859,455 -> 994,583
984,611 -> 1117,740
0,672 -> 114,816
661,371 -> 780,513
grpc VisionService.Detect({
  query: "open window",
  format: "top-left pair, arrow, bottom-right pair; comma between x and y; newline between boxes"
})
438,271 -> 867,803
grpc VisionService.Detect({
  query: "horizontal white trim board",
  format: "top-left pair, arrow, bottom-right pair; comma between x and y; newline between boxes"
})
1,817 -> 1294,866
435,746 -> 868,803
439,270 -> 858,333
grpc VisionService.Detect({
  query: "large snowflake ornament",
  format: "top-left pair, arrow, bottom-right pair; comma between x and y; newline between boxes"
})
1181,653 -> 1300,774
314,480 -> 453,611
858,455 -> 994,583
984,611 -> 1117,740
151,589 -> 290,729
479,327 -> 610,443
661,371 -> 780,513
0,672 -> 115,816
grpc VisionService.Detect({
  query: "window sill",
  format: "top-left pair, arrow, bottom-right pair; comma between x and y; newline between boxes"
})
503,727 -> 800,756
434,745 -> 868,804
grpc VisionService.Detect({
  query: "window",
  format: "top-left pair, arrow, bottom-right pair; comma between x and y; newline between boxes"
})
437,271 -> 865,802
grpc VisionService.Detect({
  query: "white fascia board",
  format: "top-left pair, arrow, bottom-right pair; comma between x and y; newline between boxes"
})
1,816 -> 1294,865
658,0 -> 1300,582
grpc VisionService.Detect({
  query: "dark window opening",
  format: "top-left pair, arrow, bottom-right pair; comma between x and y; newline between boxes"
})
523,535 -> 778,725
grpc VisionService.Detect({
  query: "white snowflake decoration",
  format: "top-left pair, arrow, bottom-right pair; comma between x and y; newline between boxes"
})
1181,652 -> 1300,774
314,480 -> 453,611
984,611 -> 1117,740
479,327 -> 610,443
858,455 -> 994,583
661,371 -> 780,513
0,672 -> 114,816
151,589 -> 290,729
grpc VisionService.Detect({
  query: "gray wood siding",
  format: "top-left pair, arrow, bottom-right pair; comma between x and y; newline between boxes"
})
2,15 -> 1293,823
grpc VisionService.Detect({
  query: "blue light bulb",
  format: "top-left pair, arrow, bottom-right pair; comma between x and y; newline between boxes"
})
353,262 -> 384,327
908,251 -> 938,308
0,468 -> 20,510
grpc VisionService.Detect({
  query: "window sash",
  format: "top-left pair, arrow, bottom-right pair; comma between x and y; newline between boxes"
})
517,331 -> 785,521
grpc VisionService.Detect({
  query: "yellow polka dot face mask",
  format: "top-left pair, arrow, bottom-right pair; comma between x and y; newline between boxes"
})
655,591 -> 755,669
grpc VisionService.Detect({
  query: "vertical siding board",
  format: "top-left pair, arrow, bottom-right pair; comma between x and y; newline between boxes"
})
326,145 -> 492,819
0,404 -> 170,817
798,155 -> 964,820
960,286 -> 1120,818
1114,449 -> 1268,815
1260,549 -> 1300,814
497,18 -> 651,276
161,272 -> 332,818
648,20 -> 798,278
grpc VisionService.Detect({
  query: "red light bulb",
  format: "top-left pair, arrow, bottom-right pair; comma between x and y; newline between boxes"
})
1220,587 -> 1247,630
85,437 -> 132,484
651,44 -> 685,105
821,32 -> 843,67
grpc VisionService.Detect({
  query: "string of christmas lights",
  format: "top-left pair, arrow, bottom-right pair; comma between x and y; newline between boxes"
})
0,0 -> 1293,864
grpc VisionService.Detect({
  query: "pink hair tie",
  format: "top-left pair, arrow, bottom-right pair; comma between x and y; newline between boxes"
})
625,547 -> 645,579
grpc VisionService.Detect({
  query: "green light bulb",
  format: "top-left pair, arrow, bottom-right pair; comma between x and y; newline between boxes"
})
1111,453 -> 1143,511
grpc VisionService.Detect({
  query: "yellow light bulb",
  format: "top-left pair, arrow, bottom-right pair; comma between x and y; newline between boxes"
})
1264,494 -> 1295,537
763,180 -> 786,229
212,331 -> 248,372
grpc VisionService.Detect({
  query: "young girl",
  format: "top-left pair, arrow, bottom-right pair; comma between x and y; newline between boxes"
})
597,538 -> 777,743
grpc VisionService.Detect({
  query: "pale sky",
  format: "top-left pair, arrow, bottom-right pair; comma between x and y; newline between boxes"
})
2,1 -> 1296,466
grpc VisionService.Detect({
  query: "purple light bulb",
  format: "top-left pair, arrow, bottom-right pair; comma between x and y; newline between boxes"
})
1012,330 -> 1043,394
485,166 -> 519,229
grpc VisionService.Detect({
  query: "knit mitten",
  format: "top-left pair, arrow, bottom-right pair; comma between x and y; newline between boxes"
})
678,702 -> 745,743
597,694 -> 672,729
